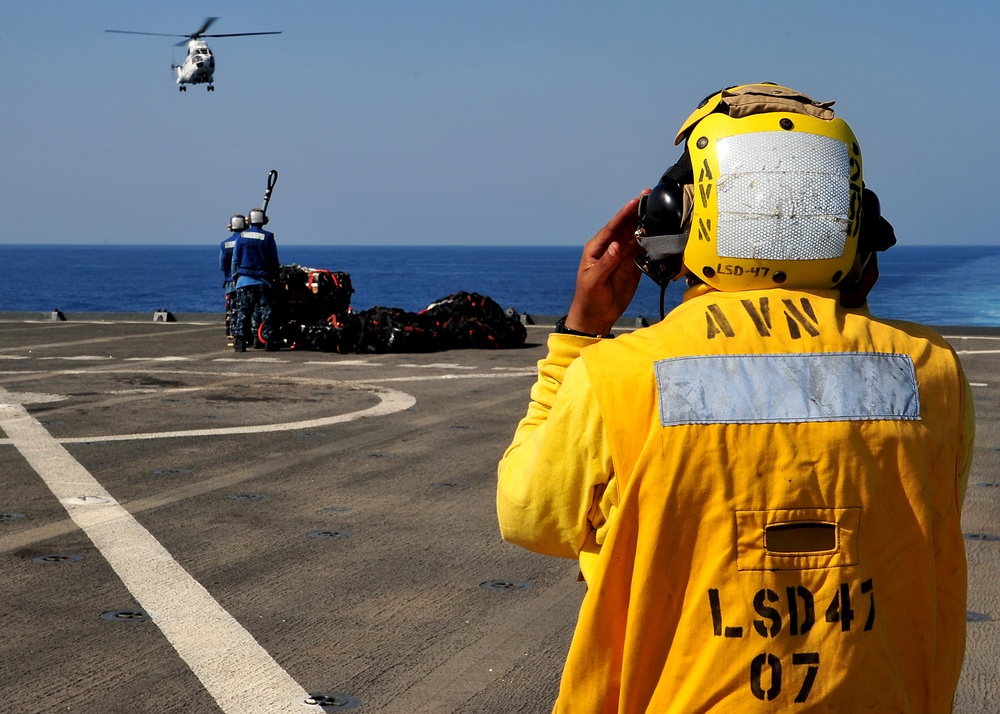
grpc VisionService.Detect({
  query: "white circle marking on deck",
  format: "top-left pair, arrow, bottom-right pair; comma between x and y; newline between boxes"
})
0,366 -> 530,445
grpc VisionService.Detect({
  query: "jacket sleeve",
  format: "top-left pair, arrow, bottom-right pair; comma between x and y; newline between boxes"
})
497,334 -> 614,560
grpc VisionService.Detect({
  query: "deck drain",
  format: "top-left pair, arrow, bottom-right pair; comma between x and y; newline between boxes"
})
101,609 -> 150,623
229,493 -> 269,502
978,482 -> 1000,488
964,533 -> 1000,542
302,692 -> 361,711
432,482 -> 469,490
967,611 -> 992,622
324,506 -> 351,513
0,513 -> 26,523
33,554 -> 84,565
362,452 -> 395,459
309,530 -> 352,539
152,468 -> 192,477
450,425 -> 477,430
480,580 -> 531,591
300,432 -> 326,438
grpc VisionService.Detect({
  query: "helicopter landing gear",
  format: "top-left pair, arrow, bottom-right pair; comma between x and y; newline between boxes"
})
207,85 -> 215,92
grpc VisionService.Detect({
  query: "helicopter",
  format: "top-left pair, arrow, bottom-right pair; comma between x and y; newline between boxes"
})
105,17 -> 280,91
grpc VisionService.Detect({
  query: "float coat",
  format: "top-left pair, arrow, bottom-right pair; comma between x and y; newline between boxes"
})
497,288 -> 974,713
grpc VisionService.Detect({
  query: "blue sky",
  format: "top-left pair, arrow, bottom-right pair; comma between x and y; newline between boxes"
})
2,1 -> 997,246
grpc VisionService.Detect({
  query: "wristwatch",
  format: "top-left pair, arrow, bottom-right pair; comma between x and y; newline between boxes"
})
554,315 -> 614,339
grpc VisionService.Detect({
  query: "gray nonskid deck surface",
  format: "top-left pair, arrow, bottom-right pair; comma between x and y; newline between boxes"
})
0,316 -> 996,713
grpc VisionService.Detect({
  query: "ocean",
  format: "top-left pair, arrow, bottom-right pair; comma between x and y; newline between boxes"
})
1,244 -> 999,326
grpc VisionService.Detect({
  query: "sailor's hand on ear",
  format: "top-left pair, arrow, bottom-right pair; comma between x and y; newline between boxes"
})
565,192 -> 647,336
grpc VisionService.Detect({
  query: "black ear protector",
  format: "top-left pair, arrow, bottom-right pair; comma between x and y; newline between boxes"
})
635,148 -> 695,292
858,186 -> 896,254
637,172 -> 685,238
840,185 -> 897,308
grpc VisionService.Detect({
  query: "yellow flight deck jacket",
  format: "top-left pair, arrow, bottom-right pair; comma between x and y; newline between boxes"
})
497,288 -> 974,713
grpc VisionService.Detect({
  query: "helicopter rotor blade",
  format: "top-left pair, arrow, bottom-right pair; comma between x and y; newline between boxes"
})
200,32 -> 282,38
106,19 -> 280,47
105,29 -> 191,38
190,17 -> 219,39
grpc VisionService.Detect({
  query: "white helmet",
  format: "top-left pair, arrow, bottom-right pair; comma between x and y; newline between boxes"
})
249,208 -> 268,226
229,214 -> 246,231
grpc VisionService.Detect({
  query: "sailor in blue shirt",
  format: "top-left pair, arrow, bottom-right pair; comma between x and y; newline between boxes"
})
230,208 -> 280,352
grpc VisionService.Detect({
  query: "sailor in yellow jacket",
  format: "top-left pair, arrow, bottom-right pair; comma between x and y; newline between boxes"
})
497,84 -> 975,713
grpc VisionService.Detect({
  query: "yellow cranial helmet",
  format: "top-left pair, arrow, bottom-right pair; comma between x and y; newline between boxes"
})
676,83 -> 863,292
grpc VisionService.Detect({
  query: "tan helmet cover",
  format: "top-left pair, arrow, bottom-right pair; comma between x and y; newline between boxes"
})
674,83 -> 836,145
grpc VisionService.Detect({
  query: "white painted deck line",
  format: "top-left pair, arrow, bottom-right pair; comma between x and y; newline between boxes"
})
0,389 -> 321,713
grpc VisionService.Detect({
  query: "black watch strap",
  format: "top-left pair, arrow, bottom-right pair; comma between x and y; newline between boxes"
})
554,316 -> 614,339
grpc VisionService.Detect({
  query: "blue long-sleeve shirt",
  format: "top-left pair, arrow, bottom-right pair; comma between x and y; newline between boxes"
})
231,227 -> 279,288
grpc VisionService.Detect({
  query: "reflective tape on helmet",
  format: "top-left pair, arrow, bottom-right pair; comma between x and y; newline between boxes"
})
715,131 -> 851,261
683,111 -> 862,291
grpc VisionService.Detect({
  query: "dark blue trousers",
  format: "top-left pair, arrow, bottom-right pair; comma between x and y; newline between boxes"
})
231,285 -> 275,341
